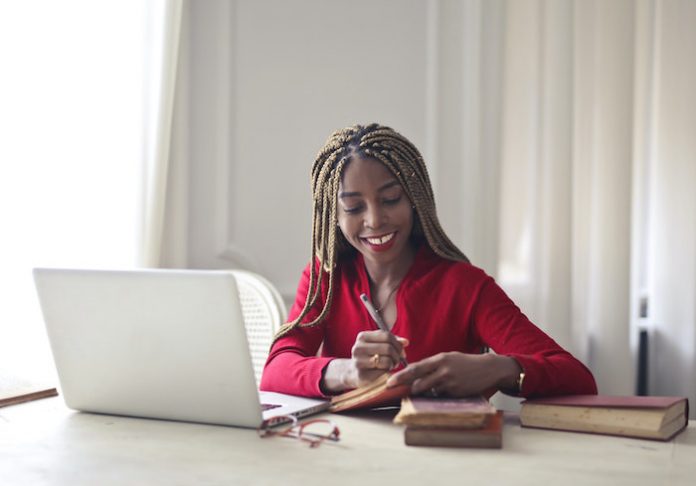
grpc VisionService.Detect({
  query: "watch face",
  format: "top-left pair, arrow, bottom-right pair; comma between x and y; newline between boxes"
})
517,372 -> 526,392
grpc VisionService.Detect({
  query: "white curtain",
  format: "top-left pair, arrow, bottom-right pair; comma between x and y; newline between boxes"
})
497,0 -> 636,394
141,0 -> 184,267
490,0 -> 696,409
637,0 -> 696,411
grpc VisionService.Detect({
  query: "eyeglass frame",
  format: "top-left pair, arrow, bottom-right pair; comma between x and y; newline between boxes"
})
257,415 -> 340,448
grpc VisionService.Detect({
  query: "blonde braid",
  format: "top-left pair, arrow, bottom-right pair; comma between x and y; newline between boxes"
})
273,124 -> 468,343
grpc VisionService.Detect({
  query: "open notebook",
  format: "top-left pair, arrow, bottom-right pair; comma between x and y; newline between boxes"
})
33,268 -> 329,428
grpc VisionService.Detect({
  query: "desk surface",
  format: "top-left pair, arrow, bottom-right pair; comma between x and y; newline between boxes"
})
1,397 -> 694,486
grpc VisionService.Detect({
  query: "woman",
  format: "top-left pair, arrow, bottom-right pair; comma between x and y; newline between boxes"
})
260,123 -> 597,399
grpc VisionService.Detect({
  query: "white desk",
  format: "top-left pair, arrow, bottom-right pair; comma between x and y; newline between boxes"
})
1,397 -> 694,486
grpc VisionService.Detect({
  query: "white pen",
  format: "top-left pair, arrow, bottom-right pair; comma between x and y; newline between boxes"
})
359,293 -> 409,367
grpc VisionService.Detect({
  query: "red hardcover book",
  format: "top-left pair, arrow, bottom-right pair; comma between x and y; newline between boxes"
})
403,411 -> 504,448
520,395 -> 689,441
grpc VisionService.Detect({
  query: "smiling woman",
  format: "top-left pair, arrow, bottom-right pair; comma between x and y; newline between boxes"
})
260,123 -> 598,400
337,158 -> 417,336
338,159 -> 415,273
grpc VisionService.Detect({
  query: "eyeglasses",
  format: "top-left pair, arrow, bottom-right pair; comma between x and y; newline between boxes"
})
257,415 -> 340,448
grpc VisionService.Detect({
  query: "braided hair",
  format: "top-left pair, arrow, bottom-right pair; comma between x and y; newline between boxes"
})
273,123 -> 469,342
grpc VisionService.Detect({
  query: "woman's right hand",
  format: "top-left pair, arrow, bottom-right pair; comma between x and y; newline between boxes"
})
321,330 -> 408,393
350,330 -> 409,387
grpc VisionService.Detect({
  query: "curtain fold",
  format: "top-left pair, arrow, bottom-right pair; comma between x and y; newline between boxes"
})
496,0 -> 636,394
495,0 -> 693,407
140,0 -> 184,267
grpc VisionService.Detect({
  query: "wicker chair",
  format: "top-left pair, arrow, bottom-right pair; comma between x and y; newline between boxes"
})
231,270 -> 287,386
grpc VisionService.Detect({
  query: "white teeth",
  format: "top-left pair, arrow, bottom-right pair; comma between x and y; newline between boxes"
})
366,233 -> 395,245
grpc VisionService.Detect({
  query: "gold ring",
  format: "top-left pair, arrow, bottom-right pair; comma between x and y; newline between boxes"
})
370,353 -> 380,368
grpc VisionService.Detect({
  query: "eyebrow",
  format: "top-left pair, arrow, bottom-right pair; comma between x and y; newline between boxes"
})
339,180 -> 400,199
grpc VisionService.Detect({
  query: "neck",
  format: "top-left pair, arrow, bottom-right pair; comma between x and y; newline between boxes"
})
363,242 -> 417,288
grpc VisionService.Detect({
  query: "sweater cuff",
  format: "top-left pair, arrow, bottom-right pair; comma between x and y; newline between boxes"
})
310,357 -> 336,398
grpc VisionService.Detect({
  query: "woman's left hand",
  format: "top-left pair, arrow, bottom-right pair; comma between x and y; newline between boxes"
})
386,352 -> 521,397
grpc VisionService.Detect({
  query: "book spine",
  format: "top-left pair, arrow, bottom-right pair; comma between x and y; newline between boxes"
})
404,427 -> 502,448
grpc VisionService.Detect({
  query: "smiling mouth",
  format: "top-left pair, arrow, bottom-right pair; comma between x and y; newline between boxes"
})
361,232 -> 396,246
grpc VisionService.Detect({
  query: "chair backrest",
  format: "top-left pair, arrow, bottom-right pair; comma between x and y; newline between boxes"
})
231,270 -> 287,386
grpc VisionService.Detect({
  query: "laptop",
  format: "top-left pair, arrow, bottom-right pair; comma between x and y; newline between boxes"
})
32,267 -> 329,428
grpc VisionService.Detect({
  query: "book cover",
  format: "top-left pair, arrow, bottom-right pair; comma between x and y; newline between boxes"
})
404,411 -> 504,448
394,396 -> 496,428
329,374 -> 410,413
520,394 -> 689,441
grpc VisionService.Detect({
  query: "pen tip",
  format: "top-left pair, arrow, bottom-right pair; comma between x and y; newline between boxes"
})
359,293 -> 368,301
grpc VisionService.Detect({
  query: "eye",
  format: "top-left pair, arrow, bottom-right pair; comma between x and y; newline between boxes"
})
342,204 -> 363,214
383,195 -> 402,206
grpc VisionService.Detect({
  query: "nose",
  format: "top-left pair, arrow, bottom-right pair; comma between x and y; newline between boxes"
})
364,203 -> 386,229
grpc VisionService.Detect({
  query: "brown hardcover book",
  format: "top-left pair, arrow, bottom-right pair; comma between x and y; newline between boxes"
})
404,411 -> 504,448
520,395 -> 689,441
0,376 -> 58,408
394,396 -> 496,428
330,374 -> 410,412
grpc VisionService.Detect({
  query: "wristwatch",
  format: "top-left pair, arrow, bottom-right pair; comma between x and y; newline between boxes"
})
515,371 -> 526,394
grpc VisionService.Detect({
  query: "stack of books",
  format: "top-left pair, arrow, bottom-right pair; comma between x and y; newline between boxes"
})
520,395 -> 689,441
393,396 -> 501,448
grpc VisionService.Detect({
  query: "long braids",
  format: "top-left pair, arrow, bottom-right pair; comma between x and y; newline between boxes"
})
273,123 -> 468,342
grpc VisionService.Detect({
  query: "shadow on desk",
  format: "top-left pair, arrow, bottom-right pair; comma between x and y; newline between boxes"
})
337,406 -> 400,422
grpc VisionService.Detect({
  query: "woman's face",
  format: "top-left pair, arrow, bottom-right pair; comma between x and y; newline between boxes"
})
337,156 -> 414,266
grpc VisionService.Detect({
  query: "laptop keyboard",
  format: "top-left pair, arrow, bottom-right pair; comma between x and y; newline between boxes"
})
261,403 -> 281,411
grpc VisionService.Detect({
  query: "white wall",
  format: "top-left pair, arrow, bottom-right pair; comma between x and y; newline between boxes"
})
167,0 -> 504,299
179,0 -> 431,297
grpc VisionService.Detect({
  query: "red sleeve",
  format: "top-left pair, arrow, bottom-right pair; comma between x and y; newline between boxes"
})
472,276 -> 598,398
259,262 -> 333,397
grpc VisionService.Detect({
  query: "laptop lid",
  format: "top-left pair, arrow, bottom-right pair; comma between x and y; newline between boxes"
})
33,268 -> 328,428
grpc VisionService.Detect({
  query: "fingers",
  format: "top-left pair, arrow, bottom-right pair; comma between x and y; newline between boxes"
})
410,367 -> 448,395
395,337 -> 410,359
386,352 -> 501,397
356,353 -> 392,370
352,331 -> 408,370
356,330 -> 408,348
387,353 -> 447,394
354,343 -> 400,370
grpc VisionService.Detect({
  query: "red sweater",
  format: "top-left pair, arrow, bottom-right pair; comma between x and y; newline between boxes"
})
260,245 -> 597,398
